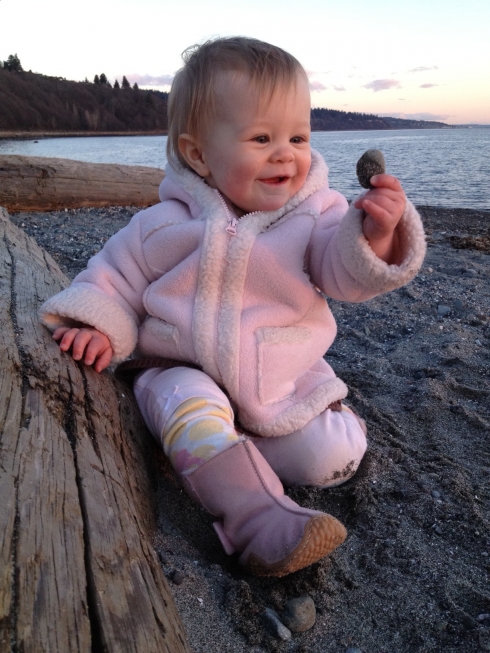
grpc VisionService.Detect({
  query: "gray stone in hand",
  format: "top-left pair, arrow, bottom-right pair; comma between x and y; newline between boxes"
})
356,149 -> 386,189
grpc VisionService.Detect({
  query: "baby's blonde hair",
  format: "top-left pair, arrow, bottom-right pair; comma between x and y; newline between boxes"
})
167,36 -> 307,168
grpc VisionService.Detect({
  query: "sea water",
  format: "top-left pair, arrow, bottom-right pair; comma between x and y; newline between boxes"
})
1,128 -> 489,210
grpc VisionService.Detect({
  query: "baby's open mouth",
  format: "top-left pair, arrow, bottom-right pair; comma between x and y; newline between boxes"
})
260,176 -> 288,184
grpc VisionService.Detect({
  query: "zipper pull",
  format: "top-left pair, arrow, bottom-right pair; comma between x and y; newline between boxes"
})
226,217 -> 237,235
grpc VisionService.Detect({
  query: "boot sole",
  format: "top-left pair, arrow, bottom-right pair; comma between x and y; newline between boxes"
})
246,514 -> 347,577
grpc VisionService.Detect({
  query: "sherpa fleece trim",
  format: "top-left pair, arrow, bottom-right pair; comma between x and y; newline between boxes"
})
240,376 -> 348,437
335,199 -> 426,295
217,216 -> 256,397
39,286 -> 138,363
191,191 -> 230,383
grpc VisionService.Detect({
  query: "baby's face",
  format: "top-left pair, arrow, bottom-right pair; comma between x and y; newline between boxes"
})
198,71 -> 311,216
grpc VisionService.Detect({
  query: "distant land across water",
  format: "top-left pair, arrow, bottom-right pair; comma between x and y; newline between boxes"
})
0,67 -> 479,136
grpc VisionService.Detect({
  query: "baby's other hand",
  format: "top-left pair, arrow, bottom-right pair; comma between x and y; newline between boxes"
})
354,174 -> 406,263
52,326 -> 113,373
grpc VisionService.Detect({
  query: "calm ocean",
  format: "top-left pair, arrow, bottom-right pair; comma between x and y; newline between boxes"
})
1,128 -> 489,210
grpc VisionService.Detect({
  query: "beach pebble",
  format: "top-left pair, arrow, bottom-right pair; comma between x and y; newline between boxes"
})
454,299 -> 465,311
281,596 -> 316,632
463,615 -> 477,629
437,305 -> 451,316
346,648 -> 363,653
170,569 -> 184,585
356,149 -> 386,189
262,608 -> 291,641
431,490 -> 441,499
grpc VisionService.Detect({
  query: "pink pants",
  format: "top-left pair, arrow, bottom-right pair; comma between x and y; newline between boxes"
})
134,366 -> 367,488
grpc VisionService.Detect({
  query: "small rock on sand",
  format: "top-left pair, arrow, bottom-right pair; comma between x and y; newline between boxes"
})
281,596 -> 316,632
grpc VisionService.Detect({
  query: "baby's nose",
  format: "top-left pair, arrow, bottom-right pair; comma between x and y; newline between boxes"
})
270,144 -> 294,162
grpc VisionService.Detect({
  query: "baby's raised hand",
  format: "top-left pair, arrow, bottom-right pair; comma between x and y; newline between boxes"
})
52,326 -> 113,373
354,174 -> 406,264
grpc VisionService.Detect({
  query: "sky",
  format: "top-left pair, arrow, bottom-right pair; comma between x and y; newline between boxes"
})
1,0 -> 490,125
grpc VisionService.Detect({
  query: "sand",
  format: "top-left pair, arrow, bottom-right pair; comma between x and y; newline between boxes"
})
9,205 -> 489,653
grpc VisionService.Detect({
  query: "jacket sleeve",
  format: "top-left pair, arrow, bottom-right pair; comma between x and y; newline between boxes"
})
308,197 -> 426,302
39,212 -> 154,363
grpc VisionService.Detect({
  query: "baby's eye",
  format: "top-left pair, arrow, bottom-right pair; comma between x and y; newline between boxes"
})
254,135 -> 269,144
290,136 -> 306,144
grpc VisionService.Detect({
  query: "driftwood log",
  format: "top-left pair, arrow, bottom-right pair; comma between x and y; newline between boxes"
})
0,206 -> 190,653
0,156 -> 164,212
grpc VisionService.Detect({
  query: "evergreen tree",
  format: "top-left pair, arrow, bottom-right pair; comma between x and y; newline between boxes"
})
121,75 -> 130,89
99,73 -> 108,85
4,53 -> 23,72
93,74 -> 100,84
114,79 -> 120,89
132,82 -> 139,91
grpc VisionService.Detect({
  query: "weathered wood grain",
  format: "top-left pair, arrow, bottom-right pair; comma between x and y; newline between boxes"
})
0,207 -> 190,653
0,156 -> 164,211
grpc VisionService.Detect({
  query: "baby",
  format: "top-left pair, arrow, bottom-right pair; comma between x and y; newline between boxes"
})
40,37 -> 425,577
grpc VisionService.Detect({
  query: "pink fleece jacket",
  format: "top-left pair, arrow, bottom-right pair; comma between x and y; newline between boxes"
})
39,150 -> 426,437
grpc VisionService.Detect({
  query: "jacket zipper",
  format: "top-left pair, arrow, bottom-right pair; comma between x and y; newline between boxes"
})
215,190 -> 260,236
226,216 -> 237,235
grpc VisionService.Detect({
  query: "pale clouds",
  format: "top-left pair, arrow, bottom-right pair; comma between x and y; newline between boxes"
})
409,66 -> 439,73
309,81 -> 345,92
309,80 -> 327,91
420,83 -> 438,88
126,73 -> 174,87
364,79 -> 401,92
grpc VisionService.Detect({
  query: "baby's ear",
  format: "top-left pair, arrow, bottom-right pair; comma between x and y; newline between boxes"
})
178,134 -> 210,178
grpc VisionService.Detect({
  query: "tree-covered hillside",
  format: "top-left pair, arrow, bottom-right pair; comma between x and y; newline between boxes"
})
311,108 -> 450,131
0,67 -> 168,132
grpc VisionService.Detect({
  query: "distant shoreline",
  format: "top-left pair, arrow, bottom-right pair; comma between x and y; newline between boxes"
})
0,126 -> 476,141
0,130 -> 168,141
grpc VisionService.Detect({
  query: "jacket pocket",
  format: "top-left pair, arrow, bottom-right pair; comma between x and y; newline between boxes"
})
256,326 -> 312,405
143,316 -> 180,350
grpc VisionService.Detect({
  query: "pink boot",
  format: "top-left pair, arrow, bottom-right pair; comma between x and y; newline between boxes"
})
182,441 -> 347,577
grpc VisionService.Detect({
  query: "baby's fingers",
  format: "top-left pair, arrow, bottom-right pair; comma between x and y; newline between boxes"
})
52,326 -> 72,341
370,173 -> 403,192
93,347 -> 114,374
70,330 -> 94,361
55,327 -> 80,352
83,335 -> 110,367
362,197 -> 393,223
